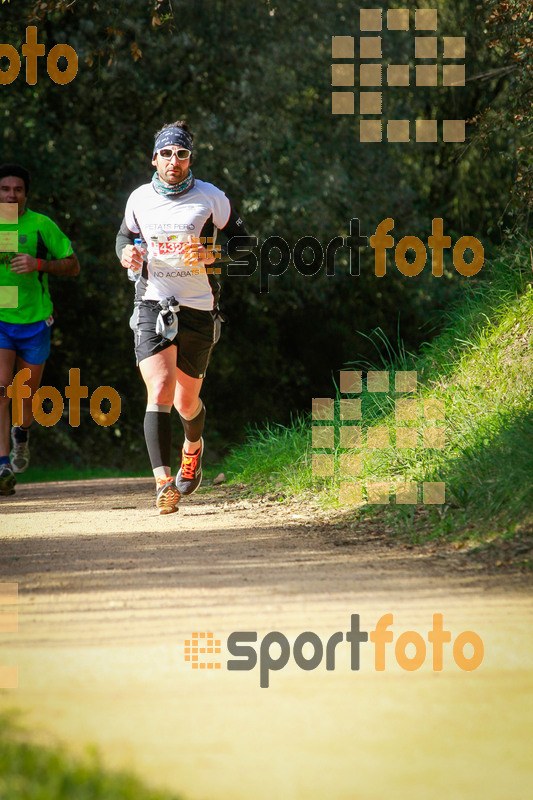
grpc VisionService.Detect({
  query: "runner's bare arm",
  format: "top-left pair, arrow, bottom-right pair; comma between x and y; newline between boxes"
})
10,253 -> 80,276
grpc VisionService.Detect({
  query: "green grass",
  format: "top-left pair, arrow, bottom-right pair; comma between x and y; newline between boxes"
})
221,415 -> 312,496
222,238 -> 533,541
0,712 -> 187,800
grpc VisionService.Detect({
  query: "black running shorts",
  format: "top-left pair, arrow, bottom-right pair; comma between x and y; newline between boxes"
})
131,300 -> 222,379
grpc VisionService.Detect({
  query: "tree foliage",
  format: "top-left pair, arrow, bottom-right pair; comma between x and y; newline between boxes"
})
0,0 -> 529,465
472,0 -> 533,216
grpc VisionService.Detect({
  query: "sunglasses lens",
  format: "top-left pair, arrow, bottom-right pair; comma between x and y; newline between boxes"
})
159,148 -> 190,160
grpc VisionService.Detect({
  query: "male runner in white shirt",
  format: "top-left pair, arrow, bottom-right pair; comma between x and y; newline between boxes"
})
116,120 -> 252,514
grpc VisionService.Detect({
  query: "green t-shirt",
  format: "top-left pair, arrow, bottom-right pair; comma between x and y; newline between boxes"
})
0,208 -> 74,324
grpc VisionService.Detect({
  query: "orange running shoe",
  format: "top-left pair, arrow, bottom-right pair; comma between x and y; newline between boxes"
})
175,438 -> 204,496
156,476 -> 180,515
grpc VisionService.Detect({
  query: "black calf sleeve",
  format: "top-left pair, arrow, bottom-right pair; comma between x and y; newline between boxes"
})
144,406 -> 172,469
179,402 -> 206,443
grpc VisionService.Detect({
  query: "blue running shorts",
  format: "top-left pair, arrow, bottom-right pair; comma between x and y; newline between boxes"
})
0,319 -> 51,364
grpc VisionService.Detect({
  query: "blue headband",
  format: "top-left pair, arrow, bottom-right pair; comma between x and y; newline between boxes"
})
153,127 -> 193,158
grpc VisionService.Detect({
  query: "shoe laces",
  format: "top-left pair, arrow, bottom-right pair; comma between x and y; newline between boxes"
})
180,449 -> 200,480
156,476 -> 173,489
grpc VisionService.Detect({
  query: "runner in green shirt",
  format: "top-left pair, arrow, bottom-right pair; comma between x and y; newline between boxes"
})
0,164 -> 80,496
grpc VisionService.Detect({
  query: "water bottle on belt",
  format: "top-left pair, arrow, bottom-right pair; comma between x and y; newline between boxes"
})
156,296 -> 180,340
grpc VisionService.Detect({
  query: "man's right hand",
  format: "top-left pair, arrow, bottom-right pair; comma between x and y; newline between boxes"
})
121,245 -> 143,272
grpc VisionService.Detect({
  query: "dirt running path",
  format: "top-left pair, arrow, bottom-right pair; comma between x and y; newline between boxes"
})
1,478 -> 532,800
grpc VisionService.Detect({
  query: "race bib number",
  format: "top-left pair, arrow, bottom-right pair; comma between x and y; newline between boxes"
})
148,233 -> 189,268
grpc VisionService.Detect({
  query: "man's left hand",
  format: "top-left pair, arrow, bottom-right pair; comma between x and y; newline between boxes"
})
182,235 -> 216,267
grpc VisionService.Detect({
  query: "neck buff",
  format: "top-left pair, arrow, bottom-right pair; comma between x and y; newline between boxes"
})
152,170 -> 195,197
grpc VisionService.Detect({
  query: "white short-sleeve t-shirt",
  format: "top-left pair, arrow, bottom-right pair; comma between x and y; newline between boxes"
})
124,179 -> 231,310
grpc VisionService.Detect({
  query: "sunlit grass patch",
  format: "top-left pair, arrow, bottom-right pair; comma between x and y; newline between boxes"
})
223,239 -> 533,541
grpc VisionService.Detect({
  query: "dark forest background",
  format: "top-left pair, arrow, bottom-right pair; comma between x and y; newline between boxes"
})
1,0 -> 531,468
